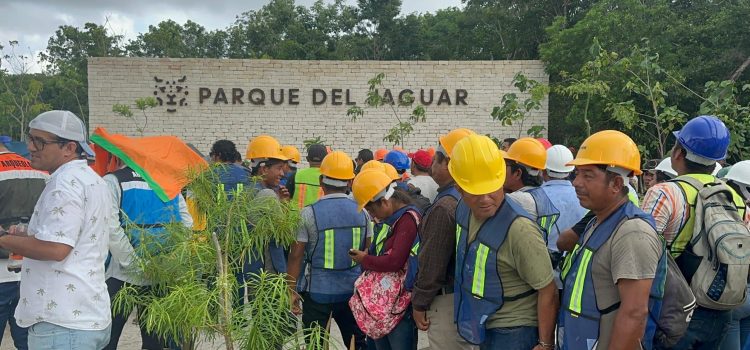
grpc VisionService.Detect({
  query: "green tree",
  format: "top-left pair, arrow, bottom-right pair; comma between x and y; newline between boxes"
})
0,41 -> 51,139
605,43 -> 688,159
348,73 -> 426,146
461,0 -> 597,60
227,0 -> 357,60
126,20 -> 228,58
698,81 -> 750,162
112,97 -> 159,136
540,0 -> 750,148
346,0 -> 402,59
39,23 -> 124,122
491,72 -> 549,139
112,168 -> 327,350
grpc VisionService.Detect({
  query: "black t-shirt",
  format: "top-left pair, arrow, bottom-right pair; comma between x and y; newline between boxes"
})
571,211 -> 596,236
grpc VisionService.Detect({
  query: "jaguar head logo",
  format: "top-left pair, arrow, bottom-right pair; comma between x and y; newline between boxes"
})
153,76 -> 188,112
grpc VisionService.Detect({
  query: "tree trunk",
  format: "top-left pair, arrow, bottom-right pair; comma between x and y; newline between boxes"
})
211,232 -> 235,350
729,56 -> 750,81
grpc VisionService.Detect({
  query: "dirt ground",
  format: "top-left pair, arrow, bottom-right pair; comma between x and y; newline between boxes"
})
1,313 -> 430,350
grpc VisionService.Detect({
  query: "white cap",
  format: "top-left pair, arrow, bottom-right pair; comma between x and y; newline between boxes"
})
545,145 -> 574,176
29,110 -> 94,157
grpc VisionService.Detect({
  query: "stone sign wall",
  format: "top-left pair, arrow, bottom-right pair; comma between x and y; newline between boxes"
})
88,58 -> 547,162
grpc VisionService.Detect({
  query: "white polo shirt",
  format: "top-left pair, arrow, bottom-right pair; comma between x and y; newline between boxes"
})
15,159 -> 113,330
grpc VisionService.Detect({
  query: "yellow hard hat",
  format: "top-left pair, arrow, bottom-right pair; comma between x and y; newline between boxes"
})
567,130 -> 642,176
361,160 -> 400,181
439,128 -> 476,157
281,145 -> 301,163
352,169 -> 395,212
504,137 -> 547,170
448,134 -> 506,195
320,151 -> 355,180
246,135 -> 288,161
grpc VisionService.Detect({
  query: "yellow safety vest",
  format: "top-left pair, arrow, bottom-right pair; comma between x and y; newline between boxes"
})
670,174 -> 746,257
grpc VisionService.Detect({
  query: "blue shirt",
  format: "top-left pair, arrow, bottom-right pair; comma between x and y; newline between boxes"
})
541,179 -> 588,252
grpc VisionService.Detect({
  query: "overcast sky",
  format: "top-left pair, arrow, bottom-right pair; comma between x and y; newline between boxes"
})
0,0 -> 463,73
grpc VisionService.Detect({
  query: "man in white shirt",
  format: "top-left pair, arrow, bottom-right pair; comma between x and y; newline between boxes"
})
408,150 -> 439,202
0,110 -> 116,349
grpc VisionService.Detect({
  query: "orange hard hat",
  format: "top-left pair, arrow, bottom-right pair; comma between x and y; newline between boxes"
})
320,151 -> 356,180
281,145 -> 301,163
439,128 -> 476,157
567,130 -> 642,176
504,137 -> 547,170
352,170 -> 395,212
426,147 -> 436,157
374,148 -> 388,161
361,160 -> 400,181
246,135 -> 288,161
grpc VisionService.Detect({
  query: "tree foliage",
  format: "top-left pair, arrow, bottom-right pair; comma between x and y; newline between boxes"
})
0,0 -> 746,158
113,167 -> 324,350
348,73 -> 426,146
491,72 -> 549,139
0,41 -> 51,139
541,0 -> 750,157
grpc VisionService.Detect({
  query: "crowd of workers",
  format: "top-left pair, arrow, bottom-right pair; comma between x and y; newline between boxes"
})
0,109 -> 749,350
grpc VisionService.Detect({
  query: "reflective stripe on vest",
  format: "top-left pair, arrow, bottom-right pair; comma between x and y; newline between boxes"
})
216,182 -> 245,201
305,196 -> 368,303
352,227 -> 362,266
669,174 -> 746,257
454,196 -> 533,345
559,201 -> 664,350
293,167 -> 323,208
523,187 -> 560,244
372,223 -> 390,256
628,191 -> 639,206
319,226 -> 363,269
371,205 -> 422,256
472,244 -> 490,297
0,152 -> 48,226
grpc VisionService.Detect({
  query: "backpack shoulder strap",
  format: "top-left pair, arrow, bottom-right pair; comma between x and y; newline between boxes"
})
672,176 -> 704,192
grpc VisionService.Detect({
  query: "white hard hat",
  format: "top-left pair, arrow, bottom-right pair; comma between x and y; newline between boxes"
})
654,158 -> 677,178
712,162 -> 723,176
724,161 -> 750,186
545,144 -> 574,177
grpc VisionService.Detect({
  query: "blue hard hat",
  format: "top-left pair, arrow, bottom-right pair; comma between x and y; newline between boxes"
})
673,115 -> 730,161
384,150 -> 410,170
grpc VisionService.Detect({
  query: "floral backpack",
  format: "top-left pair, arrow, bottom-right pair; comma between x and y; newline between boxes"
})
348,260 -> 411,339
348,210 -> 420,339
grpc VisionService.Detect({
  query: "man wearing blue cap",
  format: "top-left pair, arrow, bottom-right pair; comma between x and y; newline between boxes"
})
642,115 -> 744,349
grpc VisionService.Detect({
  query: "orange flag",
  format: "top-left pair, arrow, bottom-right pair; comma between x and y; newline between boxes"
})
90,127 -> 208,202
